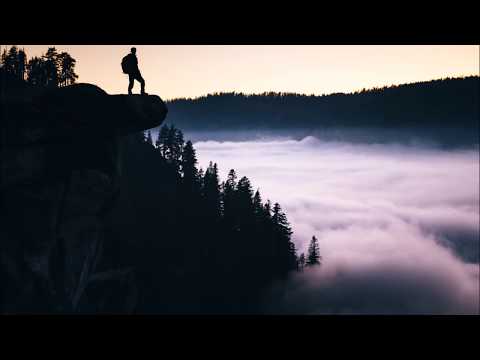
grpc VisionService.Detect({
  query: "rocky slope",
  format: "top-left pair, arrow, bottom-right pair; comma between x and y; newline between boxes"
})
0,79 -> 168,313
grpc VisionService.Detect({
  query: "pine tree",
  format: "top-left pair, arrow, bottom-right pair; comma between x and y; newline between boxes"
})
306,235 -> 321,266
171,125 -> 184,166
203,162 -> 221,219
165,125 -> 184,169
1,46 -> 19,76
181,140 -> 199,190
155,125 -> 185,171
289,241 -> 298,270
58,52 -> 78,86
156,125 -> 169,156
272,203 -> 292,239
236,177 -> 254,213
235,176 -> 255,233
27,56 -> 46,86
263,200 -> 272,220
17,48 -> 26,81
272,203 -> 297,273
253,190 -> 264,222
222,169 -> 237,204
222,169 -> 237,227
298,253 -> 306,271
43,47 -> 59,88
198,167 -> 205,189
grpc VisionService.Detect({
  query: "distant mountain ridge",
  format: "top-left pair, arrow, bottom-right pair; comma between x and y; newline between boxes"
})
164,76 -> 479,132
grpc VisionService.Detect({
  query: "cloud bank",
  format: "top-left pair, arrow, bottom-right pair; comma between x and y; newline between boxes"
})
193,134 -> 479,314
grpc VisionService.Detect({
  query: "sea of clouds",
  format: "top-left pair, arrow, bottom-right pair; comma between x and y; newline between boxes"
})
192,134 -> 479,314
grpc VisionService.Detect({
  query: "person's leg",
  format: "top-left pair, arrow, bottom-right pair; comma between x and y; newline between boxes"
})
135,72 -> 146,95
128,74 -> 134,95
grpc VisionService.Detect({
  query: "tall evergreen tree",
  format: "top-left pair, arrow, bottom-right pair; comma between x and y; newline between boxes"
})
306,235 -> 321,266
272,203 -> 297,273
58,52 -> 78,86
164,125 -> 184,168
17,48 -> 26,81
298,253 -> 306,271
181,140 -> 200,191
203,162 -> 221,219
253,190 -> 264,222
197,168 -> 205,189
26,56 -> 46,86
172,126 -> 185,165
43,47 -> 59,88
156,125 -> 169,156
264,199 -> 271,211
224,169 -> 237,192
155,125 -> 185,171
272,203 -> 292,240
1,46 -> 19,76
222,169 -> 237,226
236,176 -> 254,216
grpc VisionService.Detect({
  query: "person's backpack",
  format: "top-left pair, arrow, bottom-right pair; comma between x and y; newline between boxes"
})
121,54 -> 133,74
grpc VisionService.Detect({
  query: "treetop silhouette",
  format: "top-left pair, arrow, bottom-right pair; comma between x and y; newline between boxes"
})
1,46 -> 78,88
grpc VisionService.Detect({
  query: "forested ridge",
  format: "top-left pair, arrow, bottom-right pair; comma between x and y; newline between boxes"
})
164,76 -> 479,131
101,127 -> 320,313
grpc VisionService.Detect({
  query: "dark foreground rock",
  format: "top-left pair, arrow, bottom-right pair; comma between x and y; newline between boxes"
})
0,80 -> 167,313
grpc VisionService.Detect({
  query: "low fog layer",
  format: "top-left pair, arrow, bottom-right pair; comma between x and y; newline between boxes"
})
193,134 -> 479,314
172,126 -> 479,148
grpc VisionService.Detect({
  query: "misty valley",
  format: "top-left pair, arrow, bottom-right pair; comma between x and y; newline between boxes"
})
143,127 -> 479,314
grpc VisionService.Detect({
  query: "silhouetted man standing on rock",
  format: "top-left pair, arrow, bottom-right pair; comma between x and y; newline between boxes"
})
122,47 -> 146,95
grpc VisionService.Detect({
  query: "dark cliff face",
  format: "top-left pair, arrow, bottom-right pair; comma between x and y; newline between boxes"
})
0,81 -> 167,313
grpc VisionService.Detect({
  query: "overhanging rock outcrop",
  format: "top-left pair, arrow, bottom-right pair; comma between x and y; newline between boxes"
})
0,81 -> 167,313
4,83 -> 168,148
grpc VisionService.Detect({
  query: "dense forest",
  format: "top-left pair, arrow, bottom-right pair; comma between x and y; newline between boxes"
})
1,45 -> 78,87
99,126 -> 320,313
164,76 -> 479,131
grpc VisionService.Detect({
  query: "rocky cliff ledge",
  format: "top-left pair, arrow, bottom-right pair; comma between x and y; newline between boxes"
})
0,81 -> 168,313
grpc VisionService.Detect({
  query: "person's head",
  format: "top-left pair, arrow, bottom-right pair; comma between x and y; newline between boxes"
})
131,47 -> 137,55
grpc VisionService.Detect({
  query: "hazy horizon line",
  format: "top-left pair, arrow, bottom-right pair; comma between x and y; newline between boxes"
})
158,74 -> 479,102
